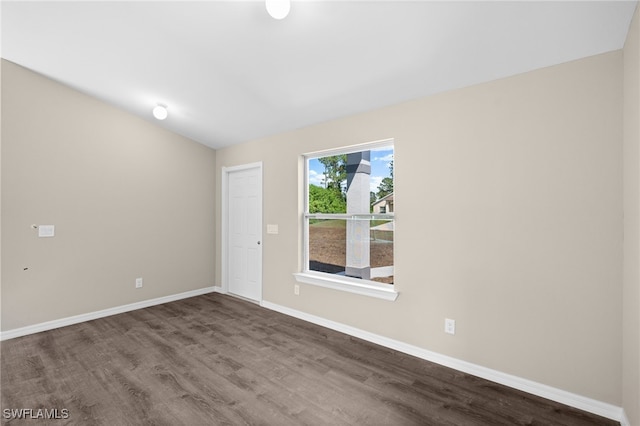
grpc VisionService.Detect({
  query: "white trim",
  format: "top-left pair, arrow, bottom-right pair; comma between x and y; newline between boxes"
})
302,140 -> 396,300
304,138 -> 394,159
222,162 -> 264,173
221,167 -> 229,294
294,272 -> 398,301
221,162 -> 263,302
370,266 -> 394,278
0,287 -> 217,341
305,213 -> 394,220
620,409 -> 630,426
260,300 -> 626,424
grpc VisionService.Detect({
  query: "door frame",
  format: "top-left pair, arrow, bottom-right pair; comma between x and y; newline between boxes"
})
221,162 -> 263,301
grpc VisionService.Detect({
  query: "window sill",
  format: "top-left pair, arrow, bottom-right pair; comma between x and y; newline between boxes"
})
293,272 -> 399,301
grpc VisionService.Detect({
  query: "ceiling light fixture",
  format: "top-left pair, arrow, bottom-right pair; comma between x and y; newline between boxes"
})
266,0 -> 290,20
152,104 -> 168,120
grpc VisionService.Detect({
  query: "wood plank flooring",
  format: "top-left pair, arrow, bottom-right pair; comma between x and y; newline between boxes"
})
1,293 -> 619,425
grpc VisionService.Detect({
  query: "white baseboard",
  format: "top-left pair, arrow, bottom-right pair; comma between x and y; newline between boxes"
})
0,286 -> 218,341
261,300 -> 626,424
620,409 -> 630,426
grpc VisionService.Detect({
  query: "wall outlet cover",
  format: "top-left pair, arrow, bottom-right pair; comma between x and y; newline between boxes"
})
445,318 -> 456,335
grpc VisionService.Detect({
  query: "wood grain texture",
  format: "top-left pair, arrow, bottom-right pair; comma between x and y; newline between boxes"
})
1,294 -> 618,425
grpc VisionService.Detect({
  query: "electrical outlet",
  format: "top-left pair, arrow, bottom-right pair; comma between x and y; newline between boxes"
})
135,277 -> 143,289
294,284 -> 300,295
444,318 -> 456,335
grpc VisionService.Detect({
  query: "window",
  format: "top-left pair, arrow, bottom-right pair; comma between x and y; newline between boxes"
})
294,140 -> 397,301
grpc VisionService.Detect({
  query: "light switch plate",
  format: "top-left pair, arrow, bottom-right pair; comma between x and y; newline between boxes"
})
267,224 -> 279,234
38,225 -> 55,238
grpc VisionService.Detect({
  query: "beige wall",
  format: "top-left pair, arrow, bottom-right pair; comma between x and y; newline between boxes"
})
216,51 -> 623,404
623,4 -> 640,426
1,60 -> 216,331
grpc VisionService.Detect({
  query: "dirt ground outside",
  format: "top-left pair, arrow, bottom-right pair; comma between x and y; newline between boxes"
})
308,221 -> 394,284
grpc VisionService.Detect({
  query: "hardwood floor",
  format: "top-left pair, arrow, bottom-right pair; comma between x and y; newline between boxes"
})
1,293 -> 618,425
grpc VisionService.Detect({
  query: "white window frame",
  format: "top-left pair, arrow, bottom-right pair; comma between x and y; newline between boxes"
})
294,139 -> 398,301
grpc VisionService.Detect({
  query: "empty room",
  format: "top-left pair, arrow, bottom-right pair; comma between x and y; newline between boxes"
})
1,1 -> 639,425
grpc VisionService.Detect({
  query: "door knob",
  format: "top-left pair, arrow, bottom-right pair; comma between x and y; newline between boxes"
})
257,241 -> 261,245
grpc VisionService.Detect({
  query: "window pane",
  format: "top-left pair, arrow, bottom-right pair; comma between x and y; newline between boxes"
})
306,143 -> 394,286
308,147 -> 393,214
308,218 -> 394,285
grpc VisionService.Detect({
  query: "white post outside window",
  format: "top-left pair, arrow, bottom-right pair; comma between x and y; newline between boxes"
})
345,151 -> 371,279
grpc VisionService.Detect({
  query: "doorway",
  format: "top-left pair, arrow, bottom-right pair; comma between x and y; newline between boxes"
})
222,163 -> 263,302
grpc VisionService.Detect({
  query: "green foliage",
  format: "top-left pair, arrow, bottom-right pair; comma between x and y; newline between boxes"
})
309,184 -> 346,214
318,155 -> 347,192
376,177 -> 393,199
376,159 -> 394,199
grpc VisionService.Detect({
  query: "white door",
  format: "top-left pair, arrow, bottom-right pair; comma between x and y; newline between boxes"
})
227,165 -> 262,301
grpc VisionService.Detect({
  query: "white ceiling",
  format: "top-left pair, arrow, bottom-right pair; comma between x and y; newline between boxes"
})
2,1 -> 637,149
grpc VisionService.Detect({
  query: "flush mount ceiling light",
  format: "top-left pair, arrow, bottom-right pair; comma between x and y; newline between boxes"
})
152,104 -> 168,120
266,0 -> 290,20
